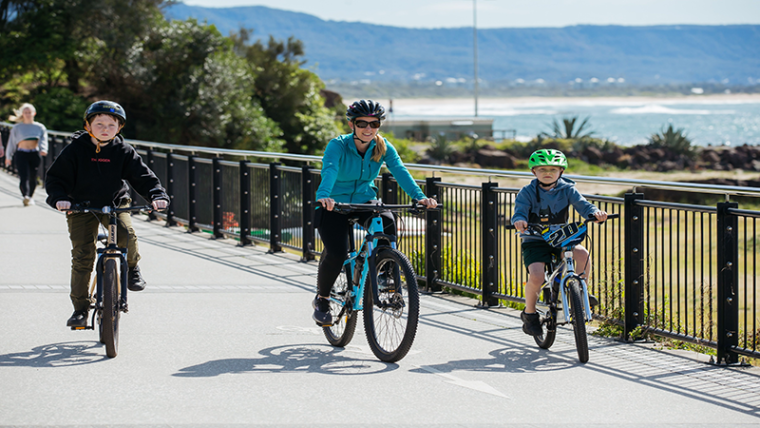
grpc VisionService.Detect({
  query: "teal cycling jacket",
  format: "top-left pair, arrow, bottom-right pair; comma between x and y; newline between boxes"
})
316,133 -> 426,203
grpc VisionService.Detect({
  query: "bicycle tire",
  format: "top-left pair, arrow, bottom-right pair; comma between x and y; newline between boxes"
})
101,258 -> 120,358
566,277 -> 589,363
362,248 -> 419,363
321,258 -> 358,347
534,309 -> 557,349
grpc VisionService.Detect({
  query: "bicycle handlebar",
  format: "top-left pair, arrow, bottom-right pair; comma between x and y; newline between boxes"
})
65,204 -> 154,215
505,213 -> 620,230
330,200 -> 442,214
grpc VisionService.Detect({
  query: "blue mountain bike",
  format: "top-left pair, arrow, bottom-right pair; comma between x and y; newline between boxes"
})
508,214 -> 618,363
320,201 -> 433,363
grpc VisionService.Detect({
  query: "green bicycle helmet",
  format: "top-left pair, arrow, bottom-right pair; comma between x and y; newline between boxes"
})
528,149 -> 568,169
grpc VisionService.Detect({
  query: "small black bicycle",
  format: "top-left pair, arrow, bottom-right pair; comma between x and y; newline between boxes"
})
66,203 -> 152,358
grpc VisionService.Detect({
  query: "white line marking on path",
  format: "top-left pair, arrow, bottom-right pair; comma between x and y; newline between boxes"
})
415,364 -> 509,399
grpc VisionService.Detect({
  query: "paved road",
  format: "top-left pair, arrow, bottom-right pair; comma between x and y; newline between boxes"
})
1,170 -> 760,427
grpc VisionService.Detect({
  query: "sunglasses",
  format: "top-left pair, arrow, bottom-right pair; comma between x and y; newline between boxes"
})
354,120 -> 381,129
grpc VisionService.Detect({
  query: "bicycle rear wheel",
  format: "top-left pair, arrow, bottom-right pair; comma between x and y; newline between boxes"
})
534,311 -> 557,349
321,257 -> 357,347
101,258 -> 121,358
566,277 -> 589,363
362,248 -> 419,363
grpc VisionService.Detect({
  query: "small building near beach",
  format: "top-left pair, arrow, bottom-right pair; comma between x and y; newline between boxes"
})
384,116 -> 493,141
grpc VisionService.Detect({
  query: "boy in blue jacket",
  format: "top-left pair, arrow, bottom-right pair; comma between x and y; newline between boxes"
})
511,149 -> 607,336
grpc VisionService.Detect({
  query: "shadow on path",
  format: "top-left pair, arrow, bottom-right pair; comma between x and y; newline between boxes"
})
173,343 -> 398,377
0,341 -> 108,367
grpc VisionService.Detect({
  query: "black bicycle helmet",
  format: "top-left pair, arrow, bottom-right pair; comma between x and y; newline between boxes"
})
346,99 -> 386,121
83,100 -> 126,126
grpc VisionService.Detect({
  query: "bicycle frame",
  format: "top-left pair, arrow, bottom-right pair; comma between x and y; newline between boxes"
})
551,239 -> 593,324
340,215 -> 397,312
93,206 -> 129,319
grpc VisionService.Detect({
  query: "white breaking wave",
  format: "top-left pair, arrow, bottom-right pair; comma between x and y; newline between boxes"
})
611,104 -> 734,115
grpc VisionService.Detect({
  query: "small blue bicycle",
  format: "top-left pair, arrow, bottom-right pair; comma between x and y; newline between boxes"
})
508,214 -> 619,363
320,201 -> 433,363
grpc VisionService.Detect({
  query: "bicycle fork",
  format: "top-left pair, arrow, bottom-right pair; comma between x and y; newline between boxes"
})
558,250 -> 593,323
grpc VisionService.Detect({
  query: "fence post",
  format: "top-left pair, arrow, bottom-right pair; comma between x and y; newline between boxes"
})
165,152 -> 177,227
624,193 -> 645,340
716,202 -> 739,364
269,162 -> 283,253
212,157 -> 224,239
301,165 -> 316,261
425,177 -> 442,292
239,160 -> 252,246
145,149 -> 157,221
480,182 -> 499,307
382,172 -> 398,204
187,155 -> 199,232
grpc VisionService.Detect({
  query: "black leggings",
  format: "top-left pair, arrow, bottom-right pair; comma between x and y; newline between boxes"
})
316,206 -> 396,297
14,150 -> 41,197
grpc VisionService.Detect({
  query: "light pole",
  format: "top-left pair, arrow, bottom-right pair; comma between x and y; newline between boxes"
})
473,0 -> 478,117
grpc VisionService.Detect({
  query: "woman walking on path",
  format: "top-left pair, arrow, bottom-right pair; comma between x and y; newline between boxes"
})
5,103 -> 48,206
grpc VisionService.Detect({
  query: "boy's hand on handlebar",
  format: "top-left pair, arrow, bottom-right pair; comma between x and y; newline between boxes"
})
318,198 -> 335,211
513,220 -> 528,232
152,199 -> 168,211
417,198 -> 438,209
593,210 -> 608,223
56,200 -> 71,211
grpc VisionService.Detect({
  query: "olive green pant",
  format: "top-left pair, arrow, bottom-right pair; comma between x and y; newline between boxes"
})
66,203 -> 140,311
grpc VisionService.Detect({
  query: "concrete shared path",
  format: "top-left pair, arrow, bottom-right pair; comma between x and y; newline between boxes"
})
1,170 -> 760,427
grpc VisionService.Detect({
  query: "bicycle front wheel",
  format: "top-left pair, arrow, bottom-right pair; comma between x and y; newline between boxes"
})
322,257 -> 357,347
362,248 -> 419,363
101,258 -> 121,358
566,277 -> 589,363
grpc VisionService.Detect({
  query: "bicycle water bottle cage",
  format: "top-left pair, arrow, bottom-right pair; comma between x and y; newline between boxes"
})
542,220 -> 589,249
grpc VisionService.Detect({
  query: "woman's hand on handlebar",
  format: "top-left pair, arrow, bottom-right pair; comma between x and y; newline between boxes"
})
417,198 -> 438,209
152,199 -> 168,211
318,198 -> 336,211
593,210 -> 608,223
56,200 -> 71,211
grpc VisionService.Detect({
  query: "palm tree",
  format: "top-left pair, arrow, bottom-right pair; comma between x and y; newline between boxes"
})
544,116 -> 595,139
649,124 -> 694,157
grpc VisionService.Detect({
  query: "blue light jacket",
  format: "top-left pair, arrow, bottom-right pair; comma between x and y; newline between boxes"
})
511,177 -> 600,242
316,133 -> 426,204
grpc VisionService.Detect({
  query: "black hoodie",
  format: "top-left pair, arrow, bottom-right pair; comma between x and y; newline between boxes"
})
45,131 -> 168,209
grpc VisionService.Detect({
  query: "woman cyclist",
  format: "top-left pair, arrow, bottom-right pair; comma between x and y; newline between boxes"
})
313,99 -> 437,326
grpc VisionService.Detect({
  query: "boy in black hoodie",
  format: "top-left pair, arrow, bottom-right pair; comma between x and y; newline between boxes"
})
45,101 -> 169,327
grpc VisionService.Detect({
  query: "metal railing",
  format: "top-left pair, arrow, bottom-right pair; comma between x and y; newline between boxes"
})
2,123 -> 759,364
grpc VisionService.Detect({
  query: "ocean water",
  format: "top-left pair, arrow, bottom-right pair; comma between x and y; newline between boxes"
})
391,98 -> 760,147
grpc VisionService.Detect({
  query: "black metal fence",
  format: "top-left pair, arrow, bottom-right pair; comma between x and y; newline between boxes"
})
2,124 -> 759,365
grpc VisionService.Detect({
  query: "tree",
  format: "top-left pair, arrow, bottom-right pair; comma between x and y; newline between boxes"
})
649,124 -> 694,158
106,19 -> 282,150
544,116 -> 595,140
0,0 -> 168,128
231,29 -> 342,155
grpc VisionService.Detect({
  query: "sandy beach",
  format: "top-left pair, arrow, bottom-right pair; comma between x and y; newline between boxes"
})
388,93 -> 760,108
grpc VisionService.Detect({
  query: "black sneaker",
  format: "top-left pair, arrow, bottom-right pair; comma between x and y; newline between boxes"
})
520,311 -> 543,336
589,293 -> 599,308
127,265 -> 146,292
67,310 -> 88,328
312,296 -> 333,326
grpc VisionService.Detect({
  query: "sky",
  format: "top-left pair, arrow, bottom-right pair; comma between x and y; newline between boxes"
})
179,0 -> 760,28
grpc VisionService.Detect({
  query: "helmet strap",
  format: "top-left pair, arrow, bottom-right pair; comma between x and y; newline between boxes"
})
85,121 -> 122,154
